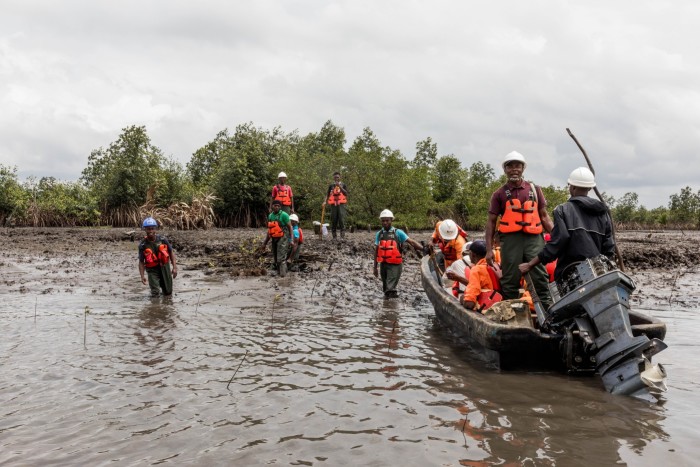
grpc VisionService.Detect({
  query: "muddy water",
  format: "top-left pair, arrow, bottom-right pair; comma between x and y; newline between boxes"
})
1,231 -> 700,465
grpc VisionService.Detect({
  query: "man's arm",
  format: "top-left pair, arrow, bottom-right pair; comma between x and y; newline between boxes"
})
539,205 -> 554,233
139,261 -> 147,285
484,212 -> 498,265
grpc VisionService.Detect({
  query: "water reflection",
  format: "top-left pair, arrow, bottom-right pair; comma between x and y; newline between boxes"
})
426,323 -> 670,465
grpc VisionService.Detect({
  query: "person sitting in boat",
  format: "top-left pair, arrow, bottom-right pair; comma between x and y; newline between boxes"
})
445,242 -> 472,298
460,240 -> 503,311
543,233 -> 557,283
518,167 -> 614,282
430,219 -> 467,270
373,209 -> 424,298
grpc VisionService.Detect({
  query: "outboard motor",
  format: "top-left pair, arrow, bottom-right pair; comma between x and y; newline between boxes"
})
544,256 -> 667,400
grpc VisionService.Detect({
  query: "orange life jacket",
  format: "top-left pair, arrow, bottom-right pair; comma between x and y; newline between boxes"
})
377,228 -> 403,264
143,248 -> 159,268
268,220 -> 285,238
296,226 -> 304,244
327,186 -> 347,205
440,239 -> 460,261
498,187 -> 543,235
274,185 -> 292,206
476,265 -> 503,311
142,238 -> 170,268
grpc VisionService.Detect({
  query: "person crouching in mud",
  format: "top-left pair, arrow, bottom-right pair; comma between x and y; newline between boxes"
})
138,217 -> 177,297
373,209 -> 424,298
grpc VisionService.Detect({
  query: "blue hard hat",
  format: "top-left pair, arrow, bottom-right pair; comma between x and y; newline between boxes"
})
142,217 -> 158,229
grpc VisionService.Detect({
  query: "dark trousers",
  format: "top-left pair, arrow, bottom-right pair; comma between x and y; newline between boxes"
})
380,262 -> 402,296
330,204 -> 346,237
146,264 -> 173,296
500,231 -> 552,309
271,236 -> 289,266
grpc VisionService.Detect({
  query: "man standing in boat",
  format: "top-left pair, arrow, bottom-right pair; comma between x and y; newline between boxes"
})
485,151 -> 554,310
373,209 -> 424,298
518,167 -> 614,281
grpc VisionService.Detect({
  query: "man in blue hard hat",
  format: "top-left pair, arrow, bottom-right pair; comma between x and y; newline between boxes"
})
138,217 -> 178,296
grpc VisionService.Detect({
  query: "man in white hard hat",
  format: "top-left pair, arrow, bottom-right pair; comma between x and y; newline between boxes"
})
323,172 -> 349,239
373,209 -> 424,298
519,167 -> 615,281
430,219 -> 467,270
485,151 -> 554,309
270,171 -> 294,215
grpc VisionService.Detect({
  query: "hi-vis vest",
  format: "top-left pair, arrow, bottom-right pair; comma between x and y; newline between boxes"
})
498,184 -> 543,235
274,185 -> 292,206
377,228 -> 403,264
295,226 -> 304,244
327,185 -> 347,205
268,220 -> 285,238
143,239 -> 170,268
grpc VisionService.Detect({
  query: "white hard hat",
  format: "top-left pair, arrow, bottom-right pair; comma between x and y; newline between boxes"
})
567,167 -> 596,188
438,219 -> 458,240
502,151 -> 527,170
462,241 -> 473,255
289,214 -> 299,222
379,209 -> 394,219
278,172 -> 287,178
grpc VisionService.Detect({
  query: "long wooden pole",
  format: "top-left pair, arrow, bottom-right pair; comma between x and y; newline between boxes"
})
566,128 -> 625,271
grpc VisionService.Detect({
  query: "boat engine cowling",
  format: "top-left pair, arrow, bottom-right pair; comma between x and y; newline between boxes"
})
545,256 -> 667,399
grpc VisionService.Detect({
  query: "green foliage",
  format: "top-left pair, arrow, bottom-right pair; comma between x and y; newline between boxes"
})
7,122 -> 700,231
668,186 -> 700,226
22,177 -> 99,226
0,165 -> 27,224
82,125 -> 166,210
205,123 -> 293,226
433,155 -> 464,203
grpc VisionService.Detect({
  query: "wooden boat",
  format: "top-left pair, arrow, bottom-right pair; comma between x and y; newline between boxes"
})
420,256 -> 667,374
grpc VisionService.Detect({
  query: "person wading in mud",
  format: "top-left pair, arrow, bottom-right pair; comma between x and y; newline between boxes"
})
485,151 -> 554,310
260,200 -> 293,273
138,217 -> 178,297
519,167 -> 615,282
287,213 -> 303,271
323,172 -> 349,239
270,171 -> 294,215
373,209 -> 424,298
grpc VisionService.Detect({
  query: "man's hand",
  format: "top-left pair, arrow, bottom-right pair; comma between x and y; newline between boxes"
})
485,250 -> 494,266
172,266 -> 178,278
141,276 -> 147,285
446,272 -> 458,281
518,262 -> 532,275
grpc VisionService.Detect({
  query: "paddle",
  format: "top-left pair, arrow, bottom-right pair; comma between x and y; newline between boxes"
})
566,128 -> 626,272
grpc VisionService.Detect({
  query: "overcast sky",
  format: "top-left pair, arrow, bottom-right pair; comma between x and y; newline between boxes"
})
2,1 -> 698,208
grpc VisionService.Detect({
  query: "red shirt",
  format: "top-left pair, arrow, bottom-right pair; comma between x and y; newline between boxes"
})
489,181 -> 547,216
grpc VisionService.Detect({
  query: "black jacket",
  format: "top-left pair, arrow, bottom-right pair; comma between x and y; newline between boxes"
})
538,196 -> 615,281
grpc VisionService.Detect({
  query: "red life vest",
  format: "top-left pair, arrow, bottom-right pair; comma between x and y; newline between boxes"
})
143,248 -> 159,268
297,226 -> 304,244
274,185 -> 292,206
327,186 -> 347,205
498,186 -> 543,235
476,265 -> 503,311
158,243 -> 170,265
142,237 -> 170,268
377,228 -> 403,264
440,239 -> 460,261
268,220 -> 285,238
